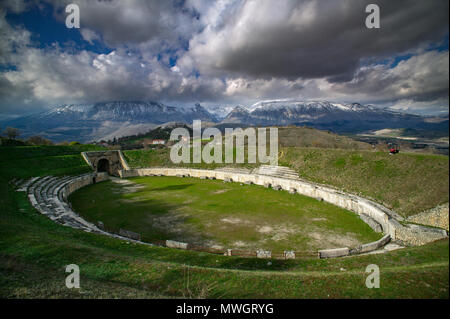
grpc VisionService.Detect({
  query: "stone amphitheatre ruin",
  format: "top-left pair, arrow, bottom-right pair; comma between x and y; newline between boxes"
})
15,150 -> 448,259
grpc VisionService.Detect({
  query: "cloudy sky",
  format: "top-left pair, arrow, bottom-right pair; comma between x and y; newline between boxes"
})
0,0 -> 448,119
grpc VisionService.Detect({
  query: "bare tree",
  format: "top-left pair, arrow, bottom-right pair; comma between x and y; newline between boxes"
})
27,135 -> 53,145
4,127 -> 20,140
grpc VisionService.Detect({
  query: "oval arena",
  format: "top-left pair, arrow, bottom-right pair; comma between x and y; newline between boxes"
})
17,151 -> 447,260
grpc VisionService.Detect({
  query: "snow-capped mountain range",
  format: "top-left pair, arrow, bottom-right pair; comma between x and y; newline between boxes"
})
2,100 -> 447,142
35,101 -> 217,123
2,101 -> 217,142
221,101 -> 448,133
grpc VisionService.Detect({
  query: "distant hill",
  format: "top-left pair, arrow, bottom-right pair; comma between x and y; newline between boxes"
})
277,126 -> 372,150
115,123 -> 372,152
117,123 -> 193,146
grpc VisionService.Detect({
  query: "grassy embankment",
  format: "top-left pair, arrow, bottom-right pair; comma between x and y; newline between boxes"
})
0,145 -> 448,298
279,148 -> 449,217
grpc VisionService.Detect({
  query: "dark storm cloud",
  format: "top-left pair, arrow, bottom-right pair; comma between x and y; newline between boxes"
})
44,0 -> 201,47
187,0 -> 449,80
0,0 -> 448,117
330,51 -> 449,103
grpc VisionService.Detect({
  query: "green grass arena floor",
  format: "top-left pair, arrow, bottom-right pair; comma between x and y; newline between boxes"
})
69,176 -> 382,253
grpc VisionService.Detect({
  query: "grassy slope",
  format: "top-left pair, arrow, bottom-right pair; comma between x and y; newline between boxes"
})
0,145 -> 104,179
280,147 -> 449,217
69,176 -> 381,252
0,145 -> 448,298
278,126 -> 372,149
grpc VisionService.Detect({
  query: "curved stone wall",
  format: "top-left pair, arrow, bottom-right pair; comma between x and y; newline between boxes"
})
119,167 -> 448,248
19,167 -> 448,260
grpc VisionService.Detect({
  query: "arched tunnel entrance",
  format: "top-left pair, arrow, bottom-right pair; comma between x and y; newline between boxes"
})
82,150 -> 129,177
97,158 -> 110,174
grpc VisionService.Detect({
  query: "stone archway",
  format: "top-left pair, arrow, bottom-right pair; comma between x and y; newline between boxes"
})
97,158 -> 110,174
82,150 -> 130,177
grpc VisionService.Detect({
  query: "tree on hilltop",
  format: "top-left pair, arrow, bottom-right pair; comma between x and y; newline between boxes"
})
27,135 -> 54,146
3,127 -> 20,140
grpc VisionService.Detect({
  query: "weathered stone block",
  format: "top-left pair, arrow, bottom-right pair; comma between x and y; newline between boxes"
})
119,228 -> 141,241
256,249 -> 271,259
360,234 -> 390,253
318,247 -> 349,258
359,214 -> 383,233
284,251 -> 295,259
166,240 -> 188,249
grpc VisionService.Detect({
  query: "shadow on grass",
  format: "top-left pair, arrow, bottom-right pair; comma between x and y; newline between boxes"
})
72,183 -> 213,246
149,184 -> 194,192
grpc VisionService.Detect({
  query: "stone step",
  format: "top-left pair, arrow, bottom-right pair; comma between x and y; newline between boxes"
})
30,178 -> 50,201
40,177 -> 59,197
25,177 -> 44,193
10,178 -> 24,188
48,176 -> 72,199
55,178 -> 75,200
214,167 -> 253,174
23,174 -> 104,234
252,165 -> 299,180
29,176 -> 53,195
17,177 -> 40,192
38,177 -> 60,204
55,173 -> 92,201
45,177 -> 65,198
